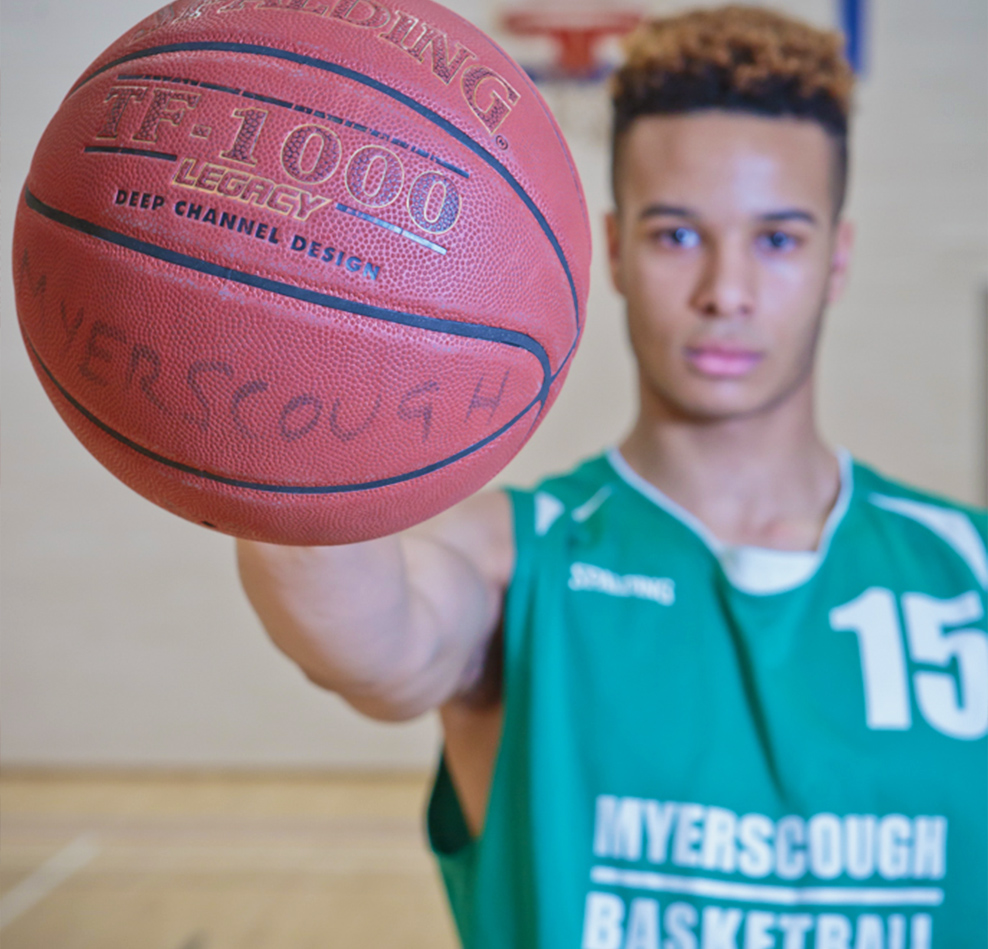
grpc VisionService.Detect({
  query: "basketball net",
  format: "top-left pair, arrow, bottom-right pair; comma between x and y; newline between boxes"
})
499,2 -> 643,140
502,7 -> 643,80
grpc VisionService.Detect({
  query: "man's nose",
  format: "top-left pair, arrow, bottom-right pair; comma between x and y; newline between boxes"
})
691,238 -> 756,319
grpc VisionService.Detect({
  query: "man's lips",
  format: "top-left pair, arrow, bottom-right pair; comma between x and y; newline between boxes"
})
684,345 -> 765,378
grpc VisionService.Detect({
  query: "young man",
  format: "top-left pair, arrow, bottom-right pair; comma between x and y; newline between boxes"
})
237,7 -> 987,947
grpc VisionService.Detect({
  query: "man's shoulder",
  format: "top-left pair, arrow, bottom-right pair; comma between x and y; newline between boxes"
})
849,459 -> 987,585
505,452 -> 617,535
507,452 -> 648,546
852,459 -> 987,529
510,452 -> 614,502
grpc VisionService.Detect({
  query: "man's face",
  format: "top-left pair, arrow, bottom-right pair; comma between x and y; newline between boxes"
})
608,112 -> 854,423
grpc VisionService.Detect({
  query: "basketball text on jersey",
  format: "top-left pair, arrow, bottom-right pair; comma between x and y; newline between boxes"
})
583,894 -> 932,949
593,796 -> 946,882
583,795 -> 946,949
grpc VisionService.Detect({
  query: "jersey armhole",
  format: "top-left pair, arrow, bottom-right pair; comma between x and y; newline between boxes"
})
427,490 -> 532,859
503,487 -> 537,671
427,752 -> 481,938
426,490 -> 534,889
427,753 -> 474,858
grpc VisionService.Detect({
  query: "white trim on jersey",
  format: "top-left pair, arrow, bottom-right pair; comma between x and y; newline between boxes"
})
869,493 -> 988,589
589,865 -> 944,908
534,491 -> 566,537
572,486 -> 614,524
717,545 -> 821,596
604,448 -> 855,597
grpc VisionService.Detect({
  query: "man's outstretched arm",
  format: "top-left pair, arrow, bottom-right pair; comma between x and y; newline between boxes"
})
236,491 -> 514,722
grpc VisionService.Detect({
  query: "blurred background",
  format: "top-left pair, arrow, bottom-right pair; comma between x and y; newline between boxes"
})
1,0 -> 985,945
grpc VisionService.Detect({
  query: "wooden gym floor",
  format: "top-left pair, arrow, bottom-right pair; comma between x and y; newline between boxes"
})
0,771 -> 459,948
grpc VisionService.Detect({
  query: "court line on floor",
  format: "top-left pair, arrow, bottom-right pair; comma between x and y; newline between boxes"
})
0,833 -> 101,930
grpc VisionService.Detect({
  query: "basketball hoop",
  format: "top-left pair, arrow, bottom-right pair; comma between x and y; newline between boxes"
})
502,8 -> 643,81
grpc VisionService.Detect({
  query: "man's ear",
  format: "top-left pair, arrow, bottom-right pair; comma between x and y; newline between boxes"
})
827,217 -> 855,305
606,210 -> 626,297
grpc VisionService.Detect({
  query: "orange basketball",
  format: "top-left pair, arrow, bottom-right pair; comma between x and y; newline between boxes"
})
13,0 -> 590,545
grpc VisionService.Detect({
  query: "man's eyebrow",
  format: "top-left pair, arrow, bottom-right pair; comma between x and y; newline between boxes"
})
639,204 -> 697,221
637,206 -> 820,225
759,209 -> 819,225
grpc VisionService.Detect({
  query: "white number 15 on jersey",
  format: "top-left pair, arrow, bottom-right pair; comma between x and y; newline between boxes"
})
831,589 -> 988,740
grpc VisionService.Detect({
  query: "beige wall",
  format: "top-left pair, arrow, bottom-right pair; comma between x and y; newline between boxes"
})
2,0 -> 985,769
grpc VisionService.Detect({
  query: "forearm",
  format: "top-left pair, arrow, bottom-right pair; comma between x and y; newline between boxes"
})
236,529 -> 502,720
237,537 -> 411,690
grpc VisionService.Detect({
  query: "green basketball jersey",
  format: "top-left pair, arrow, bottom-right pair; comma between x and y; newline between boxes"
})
428,452 -> 988,949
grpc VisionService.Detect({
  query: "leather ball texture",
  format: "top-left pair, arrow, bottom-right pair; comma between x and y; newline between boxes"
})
13,0 -> 591,545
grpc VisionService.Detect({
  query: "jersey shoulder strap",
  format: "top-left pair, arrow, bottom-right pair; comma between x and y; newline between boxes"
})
852,460 -> 988,589
507,453 -> 617,547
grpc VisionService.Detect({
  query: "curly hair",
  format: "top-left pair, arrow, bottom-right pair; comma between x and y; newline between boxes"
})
611,6 -> 856,212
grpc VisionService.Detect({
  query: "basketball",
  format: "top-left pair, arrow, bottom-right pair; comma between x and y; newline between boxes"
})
12,0 -> 591,546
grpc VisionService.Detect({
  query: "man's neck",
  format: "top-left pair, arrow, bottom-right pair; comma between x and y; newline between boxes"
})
619,385 -> 842,552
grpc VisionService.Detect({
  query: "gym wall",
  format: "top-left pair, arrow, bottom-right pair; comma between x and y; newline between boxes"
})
2,0 -> 985,769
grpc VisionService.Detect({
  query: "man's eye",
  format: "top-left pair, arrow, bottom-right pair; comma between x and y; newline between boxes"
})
759,230 -> 799,251
657,226 -> 701,249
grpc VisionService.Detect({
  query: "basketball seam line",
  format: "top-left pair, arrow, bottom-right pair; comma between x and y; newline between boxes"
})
84,145 -> 179,161
21,189 -> 556,496
68,40 -> 583,335
24,188 -> 553,390
22,331 -> 544,496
